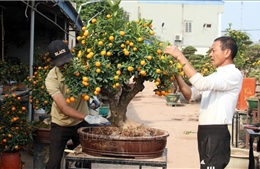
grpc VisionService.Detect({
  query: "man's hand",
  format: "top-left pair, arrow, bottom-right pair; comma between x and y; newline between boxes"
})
84,115 -> 111,125
164,45 -> 197,78
164,46 -> 183,60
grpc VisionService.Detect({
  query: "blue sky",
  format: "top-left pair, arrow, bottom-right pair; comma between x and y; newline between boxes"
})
222,1 -> 260,42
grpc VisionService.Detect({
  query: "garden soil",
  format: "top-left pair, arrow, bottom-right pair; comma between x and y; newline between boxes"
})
22,81 -> 250,169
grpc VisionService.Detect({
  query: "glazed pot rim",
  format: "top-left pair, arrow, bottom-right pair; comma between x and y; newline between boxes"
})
78,126 -> 170,140
246,98 -> 258,101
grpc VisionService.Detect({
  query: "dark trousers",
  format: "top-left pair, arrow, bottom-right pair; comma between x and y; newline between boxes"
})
198,125 -> 230,169
46,121 -> 89,169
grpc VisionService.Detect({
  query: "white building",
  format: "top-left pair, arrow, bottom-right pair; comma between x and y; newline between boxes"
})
120,0 -> 224,54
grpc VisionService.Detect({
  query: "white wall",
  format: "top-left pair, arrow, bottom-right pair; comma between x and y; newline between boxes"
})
120,0 -> 224,55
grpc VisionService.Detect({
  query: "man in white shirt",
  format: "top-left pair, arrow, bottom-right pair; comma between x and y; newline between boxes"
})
164,36 -> 243,169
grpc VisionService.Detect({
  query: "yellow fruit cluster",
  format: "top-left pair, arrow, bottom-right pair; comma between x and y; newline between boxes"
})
25,53 -> 53,113
63,1 -> 181,104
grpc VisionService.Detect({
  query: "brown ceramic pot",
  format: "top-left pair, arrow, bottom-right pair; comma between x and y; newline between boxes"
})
78,126 -> 169,159
33,127 -> 51,144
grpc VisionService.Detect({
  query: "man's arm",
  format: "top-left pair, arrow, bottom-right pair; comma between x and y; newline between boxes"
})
52,93 -> 110,125
52,93 -> 86,120
174,75 -> 192,101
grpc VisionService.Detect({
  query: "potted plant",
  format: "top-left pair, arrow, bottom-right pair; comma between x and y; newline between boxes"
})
0,61 -> 29,94
165,78 -> 181,105
246,95 -> 259,111
25,52 -> 53,115
0,61 -> 14,94
0,93 -> 33,169
15,64 -> 29,91
24,52 -> 53,168
62,0 -> 182,158
25,52 -> 53,140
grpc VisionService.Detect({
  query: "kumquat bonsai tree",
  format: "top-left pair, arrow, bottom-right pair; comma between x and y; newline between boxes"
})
63,0 -> 183,128
0,94 -> 33,152
25,52 -> 53,114
0,94 -> 33,168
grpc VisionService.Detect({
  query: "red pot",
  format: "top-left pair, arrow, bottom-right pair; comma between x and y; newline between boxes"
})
0,151 -> 21,169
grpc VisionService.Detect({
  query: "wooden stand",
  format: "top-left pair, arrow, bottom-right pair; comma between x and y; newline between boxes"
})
64,145 -> 167,169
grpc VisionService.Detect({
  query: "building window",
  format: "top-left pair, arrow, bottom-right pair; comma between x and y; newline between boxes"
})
203,23 -> 212,28
185,22 -> 192,33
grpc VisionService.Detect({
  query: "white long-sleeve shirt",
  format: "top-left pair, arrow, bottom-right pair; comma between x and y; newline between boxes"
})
189,64 -> 243,125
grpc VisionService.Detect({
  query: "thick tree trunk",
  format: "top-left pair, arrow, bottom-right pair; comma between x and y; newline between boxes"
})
104,77 -> 145,127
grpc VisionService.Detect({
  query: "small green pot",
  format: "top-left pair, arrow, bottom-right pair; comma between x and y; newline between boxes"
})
166,93 -> 180,103
98,105 -> 110,117
246,98 -> 258,110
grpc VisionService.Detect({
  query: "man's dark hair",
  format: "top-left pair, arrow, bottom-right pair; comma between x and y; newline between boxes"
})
214,36 -> 238,59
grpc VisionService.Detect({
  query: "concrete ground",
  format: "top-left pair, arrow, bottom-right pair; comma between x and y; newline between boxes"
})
22,81 -> 253,169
